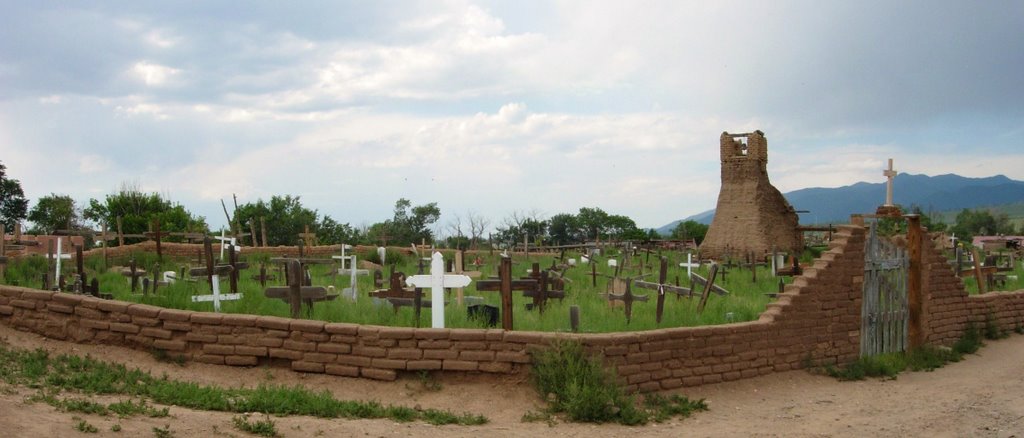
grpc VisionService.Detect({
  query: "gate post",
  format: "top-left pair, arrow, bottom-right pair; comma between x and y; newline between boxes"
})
906,215 -> 924,349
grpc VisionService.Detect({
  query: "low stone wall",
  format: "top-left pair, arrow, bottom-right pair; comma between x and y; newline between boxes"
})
1,225 -> 1022,391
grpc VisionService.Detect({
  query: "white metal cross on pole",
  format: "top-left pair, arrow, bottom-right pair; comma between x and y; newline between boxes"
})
405,251 -> 472,328
54,237 -> 71,280
679,253 -> 700,278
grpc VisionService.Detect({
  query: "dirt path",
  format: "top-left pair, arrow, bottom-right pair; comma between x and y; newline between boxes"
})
0,322 -> 1022,437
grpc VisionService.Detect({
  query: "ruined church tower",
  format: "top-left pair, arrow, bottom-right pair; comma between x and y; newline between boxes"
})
699,131 -> 802,259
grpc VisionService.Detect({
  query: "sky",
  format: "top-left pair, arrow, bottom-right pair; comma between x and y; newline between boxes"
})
2,0 -> 1022,235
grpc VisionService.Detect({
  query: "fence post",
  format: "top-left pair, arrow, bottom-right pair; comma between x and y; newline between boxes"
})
906,214 -> 924,349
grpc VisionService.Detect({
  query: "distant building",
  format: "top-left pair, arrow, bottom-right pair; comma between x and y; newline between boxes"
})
972,235 -> 1024,252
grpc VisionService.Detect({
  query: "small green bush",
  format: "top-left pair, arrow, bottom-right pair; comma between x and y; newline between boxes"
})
984,313 -> 1007,340
232,415 -> 279,437
953,322 -> 983,355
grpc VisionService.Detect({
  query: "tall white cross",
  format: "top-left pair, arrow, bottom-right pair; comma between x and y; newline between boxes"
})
332,244 -> 353,270
214,229 -> 239,260
342,255 -> 368,300
883,158 -> 897,206
52,237 -> 71,280
405,251 -> 472,328
679,253 -> 700,278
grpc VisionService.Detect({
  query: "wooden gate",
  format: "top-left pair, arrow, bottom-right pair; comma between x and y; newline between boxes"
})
861,221 -> 909,357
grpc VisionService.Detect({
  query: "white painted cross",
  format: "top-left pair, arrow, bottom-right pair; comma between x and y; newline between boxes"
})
50,237 -> 72,280
883,158 -> 897,207
679,253 -> 700,278
405,251 -> 472,328
377,247 -> 387,266
342,255 -> 369,300
190,275 -> 242,312
331,244 -> 354,270
214,229 -> 239,261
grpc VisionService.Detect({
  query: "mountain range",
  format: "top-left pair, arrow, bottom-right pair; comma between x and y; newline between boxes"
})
657,173 -> 1024,234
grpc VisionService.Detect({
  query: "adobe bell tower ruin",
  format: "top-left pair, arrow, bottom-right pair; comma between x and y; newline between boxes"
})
699,131 -> 802,259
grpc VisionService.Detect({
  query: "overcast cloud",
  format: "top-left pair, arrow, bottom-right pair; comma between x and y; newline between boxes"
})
2,0 -> 1022,233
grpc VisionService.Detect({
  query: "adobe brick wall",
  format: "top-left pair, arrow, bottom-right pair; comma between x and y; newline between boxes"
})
4,225 -> 1020,391
73,241 -> 406,260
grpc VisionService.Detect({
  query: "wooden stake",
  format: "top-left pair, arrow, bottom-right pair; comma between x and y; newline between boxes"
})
116,216 -> 124,246
249,219 -> 258,247
569,305 -> 580,332
260,216 -> 268,248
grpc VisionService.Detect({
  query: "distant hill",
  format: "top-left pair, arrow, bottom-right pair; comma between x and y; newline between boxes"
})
657,174 -> 1024,234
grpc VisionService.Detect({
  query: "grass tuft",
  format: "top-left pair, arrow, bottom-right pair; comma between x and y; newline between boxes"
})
232,414 -> 280,437
75,419 -> 99,433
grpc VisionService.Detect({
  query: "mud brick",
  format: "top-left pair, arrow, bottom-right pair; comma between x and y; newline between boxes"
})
335,355 -> 372,367
11,300 -> 36,309
291,361 -> 325,373
406,360 -> 442,371
185,332 -> 218,343
317,343 -> 351,354
127,304 -> 162,318
46,303 -> 74,314
459,350 -> 495,361
360,368 -> 397,381
495,351 -> 530,363
203,344 -> 235,355
0,305 -> 11,316
300,332 -> 330,342
75,307 -> 104,319
70,328 -> 95,342
290,319 -> 325,333
386,348 -> 422,360
478,361 -> 512,373
153,339 -> 187,352
449,329 -> 487,341
256,338 -> 284,348
324,322 -> 359,335
96,299 -> 130,313
397,340 -> 417,348
357,326 -> 379,337
660,378 -> 683,389
140,327 -> 173,339
639,382 -> 661,393
267,329 -> 289,338
503,331 -> 544,344
190,313 -> 223,324
423,349 -> 458,360
603,345 -> 629,356
702,374 -> 723,384
21,290 -> 54,302
269,348 -> 303,360
303,352 -> 337,363
194,354 -> 225,365
52,293 -> 84,306
109,322 -> 140,334
418,340 -> 451,349
324,364 -> 360,377
132,316 -> 160,327
235,345 -> 268,357
413,328 -> 450,339
454,341 -> 487,350
371,358 -> 407,370
352,346 -> 386,358
218,334 -> 247,345
330,335 -> 357,344
225,355 -> 259,366
378,327 -> 414,339
221,314 -> 258,326
442,360 -> 478,371
112,313 -> 132,323
163,321 -> 191,332
79,319 -> 109,330
256,316 -> 292,330
379,339 -> 397,348
158,308 -> 192,322
282,339 -> 316,352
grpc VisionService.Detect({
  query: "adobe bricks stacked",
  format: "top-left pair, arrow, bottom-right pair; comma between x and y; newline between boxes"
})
700,131 -> 803,259
4,224 -> 1023,391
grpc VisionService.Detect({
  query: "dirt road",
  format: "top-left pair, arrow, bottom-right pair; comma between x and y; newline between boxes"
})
0,323 -> 1021,437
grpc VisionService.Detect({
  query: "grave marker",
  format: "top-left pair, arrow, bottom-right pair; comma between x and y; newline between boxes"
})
264,260 -> 336,318
405,252 -> 472,329
476,256 -> 537,330
607,276 -> 648,324
634,257 -> 691,324
370,272 -> 433,322
696,263 -> 721,314
679,253 -> 700,278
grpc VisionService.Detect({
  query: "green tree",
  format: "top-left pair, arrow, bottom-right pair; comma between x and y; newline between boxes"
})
548,213 -> 580,245
83,184 -> 207,242
373,198 -> 441,246
0,161 -> 29,231
671,220 -> 709,244
318,216 -> 362,245
234,195 -> 349,246
27,193 -> 83,234
951,208 -> 1015,244
576,207 -> 609,241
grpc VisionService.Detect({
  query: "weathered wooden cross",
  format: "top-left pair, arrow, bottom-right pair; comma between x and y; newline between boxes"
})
475,256 -> 537,331
696,263 -> 721,314
264,259 -> 337,318
143,218 -> 170,261
121,258 -> 146,293
520,263 -> 565,313
634,257 -> 692,324
405,252 -> 472,329
607,276 -> 649,324
297,225 -> 318,247
370,271 -> 434,322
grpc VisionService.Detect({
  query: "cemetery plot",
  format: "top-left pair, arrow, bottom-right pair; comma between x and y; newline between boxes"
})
0,245 -> 795,332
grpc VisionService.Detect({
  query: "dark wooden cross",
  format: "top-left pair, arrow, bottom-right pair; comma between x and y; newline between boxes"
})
251,263 -> 276,287
634,257 -> 692,324
696,263 -> 721,314
144,218 -> 170,261
475,256 -> 538,331
370,272 -> 434,322
264,259 -> 336,318
373,269 -> 384,288
739,251 -> 767,282
607,276 -> 649,324
689,270 -> 730,297
377,226 -> 392,247
121,258 -> 146,293
520,263 -> 565,314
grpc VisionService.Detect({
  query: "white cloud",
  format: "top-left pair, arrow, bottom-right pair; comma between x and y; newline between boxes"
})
130,61 -> 181,86
78,154 -> 112,173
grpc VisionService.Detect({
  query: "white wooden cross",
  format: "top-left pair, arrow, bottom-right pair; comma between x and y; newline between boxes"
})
332,244 -> 354,270
214,229 -> 239,261
405,251 -> 472,328
883,158 -> 897,206
678,253 -> 700,278
377,246 -> 387,266
341,255 -> 369,300
50,237 -> 72,280
190,275 -> 242,312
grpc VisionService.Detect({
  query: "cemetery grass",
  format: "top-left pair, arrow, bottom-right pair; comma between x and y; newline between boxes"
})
1,249 -> 789,333
959,258 -> 1024,295
0,341 -> 487,425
